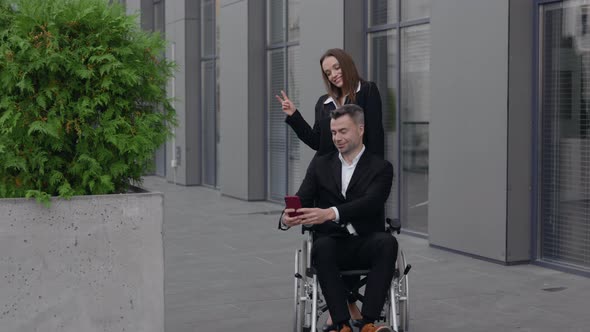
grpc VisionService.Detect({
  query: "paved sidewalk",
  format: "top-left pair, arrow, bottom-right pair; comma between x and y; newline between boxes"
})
141,176 -> 590,332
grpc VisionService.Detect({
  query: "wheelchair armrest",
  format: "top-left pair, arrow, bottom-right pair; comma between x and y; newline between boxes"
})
386,218 -> 401,234
301,224 -> 313,234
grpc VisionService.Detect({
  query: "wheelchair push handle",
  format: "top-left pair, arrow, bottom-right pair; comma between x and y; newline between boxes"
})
386,218 -> 402,234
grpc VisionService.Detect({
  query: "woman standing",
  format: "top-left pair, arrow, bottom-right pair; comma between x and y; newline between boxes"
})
276,48 -> 384,158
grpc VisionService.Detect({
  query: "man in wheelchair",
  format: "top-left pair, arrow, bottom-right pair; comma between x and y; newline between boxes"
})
280,104 -> 397,332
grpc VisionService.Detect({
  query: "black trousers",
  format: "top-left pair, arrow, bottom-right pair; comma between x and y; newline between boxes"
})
311,232 -> 398,325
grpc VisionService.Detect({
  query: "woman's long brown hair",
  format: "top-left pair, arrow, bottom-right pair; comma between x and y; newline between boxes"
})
320,48 -> 361,104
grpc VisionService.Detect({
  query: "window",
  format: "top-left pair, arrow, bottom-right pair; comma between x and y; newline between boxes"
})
367,0 -> 431,233
267,0 -> 301,201
201,0 -> 220,187
368,28 -> 399,221
538,1 -> 590,272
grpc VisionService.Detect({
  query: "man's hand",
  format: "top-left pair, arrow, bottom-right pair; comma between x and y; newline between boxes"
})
297,208 -> 335,225
275,90 -> 296,116
282,209 -> 302,228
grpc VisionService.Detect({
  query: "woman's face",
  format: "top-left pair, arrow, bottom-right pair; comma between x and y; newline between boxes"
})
322,56 -> 343,88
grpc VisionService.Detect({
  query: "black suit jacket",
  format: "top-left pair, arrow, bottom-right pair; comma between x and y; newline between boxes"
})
295,150 -> 394,237
285,80 -> 384,158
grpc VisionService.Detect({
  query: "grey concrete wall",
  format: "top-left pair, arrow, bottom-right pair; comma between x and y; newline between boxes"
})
166,0 -> 201,185
344,0 -> 365,78
428,0 -> 510,261
219,0 -> 249,199
219,0 -> 266,200
140,0 -> 155,31
506,0 -> 533,263
0,193 -> 164,332
124,0 -> 140,17
298,0 -> 345,168
125,0 -> 155,33
247,0 -> 267,200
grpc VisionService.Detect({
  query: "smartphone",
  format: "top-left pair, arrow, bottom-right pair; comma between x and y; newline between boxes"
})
284,196 -> 303,217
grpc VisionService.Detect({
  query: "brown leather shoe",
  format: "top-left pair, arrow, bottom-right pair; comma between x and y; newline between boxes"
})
338,325 -> 352,332
360,323 -> 393,332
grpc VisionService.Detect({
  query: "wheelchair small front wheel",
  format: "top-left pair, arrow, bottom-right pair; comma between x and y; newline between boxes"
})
397,249 -> 409,331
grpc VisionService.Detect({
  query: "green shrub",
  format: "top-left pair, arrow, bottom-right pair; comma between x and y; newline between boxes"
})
0,0 -> 176,204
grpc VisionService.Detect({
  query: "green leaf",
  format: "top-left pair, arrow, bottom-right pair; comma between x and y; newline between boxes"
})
4,158 -> 27,172
75,67 -> 93,79
36,94 -> 47,109
27,120 -> 59,138
15,77 -> 33,93
57,182 -> 74,198
25,190 -> 51,208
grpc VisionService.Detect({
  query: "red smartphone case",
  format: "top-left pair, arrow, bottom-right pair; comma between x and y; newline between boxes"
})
284,196 -> 302,217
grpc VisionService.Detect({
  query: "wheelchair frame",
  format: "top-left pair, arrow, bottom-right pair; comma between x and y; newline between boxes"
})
293,221 -> 411,332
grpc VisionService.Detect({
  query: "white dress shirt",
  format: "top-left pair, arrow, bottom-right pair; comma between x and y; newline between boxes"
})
330,145 -> 366,226
323,82 -> 362,107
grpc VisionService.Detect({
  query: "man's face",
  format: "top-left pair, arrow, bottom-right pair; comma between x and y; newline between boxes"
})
331,114 -> 364,155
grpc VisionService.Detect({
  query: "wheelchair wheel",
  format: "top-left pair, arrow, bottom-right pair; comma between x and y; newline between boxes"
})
382,248 -> 409,332
294,241 -> 307,332
293,240 -> 317,332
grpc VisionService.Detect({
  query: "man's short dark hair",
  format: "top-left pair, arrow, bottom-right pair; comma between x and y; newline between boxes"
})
330,104 -> 365,125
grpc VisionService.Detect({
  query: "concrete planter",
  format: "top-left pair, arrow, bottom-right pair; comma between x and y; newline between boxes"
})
0,192 -> 164,332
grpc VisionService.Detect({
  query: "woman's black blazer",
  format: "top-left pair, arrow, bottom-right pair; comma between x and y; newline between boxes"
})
285,80 -> 384,158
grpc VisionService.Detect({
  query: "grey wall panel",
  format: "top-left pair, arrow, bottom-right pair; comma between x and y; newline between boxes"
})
125,0 -> 153,31
219,0 -> 249,198
166,22 -> 188,184
140,0 -> 155,31
185,0 -> 199,20
344,0 -> 365,78
298,0 -> 345,169
506,0 -> 533,263
220,0 -> 242,6
125,0 -> 140,16
165,1 -> 201,185
184,16 -> 202,185
429,0 -> 509,261
247,0 -> 266,200
167,0 -> 186,24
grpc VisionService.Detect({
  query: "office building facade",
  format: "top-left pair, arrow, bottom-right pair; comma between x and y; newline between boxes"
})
124,0 -> 590,276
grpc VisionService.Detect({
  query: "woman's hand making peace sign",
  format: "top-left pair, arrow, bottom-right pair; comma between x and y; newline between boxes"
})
275,90 -> 296,116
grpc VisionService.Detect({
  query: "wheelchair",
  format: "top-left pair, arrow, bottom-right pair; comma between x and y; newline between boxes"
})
293,218 -> 411,332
